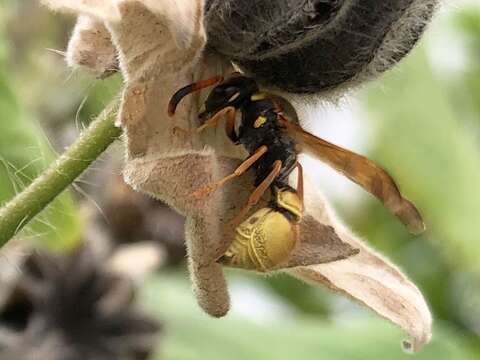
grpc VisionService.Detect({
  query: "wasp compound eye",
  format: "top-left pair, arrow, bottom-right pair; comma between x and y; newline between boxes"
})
205,0 -> 438,94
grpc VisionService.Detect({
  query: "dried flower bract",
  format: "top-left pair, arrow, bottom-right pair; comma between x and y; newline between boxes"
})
43,0 -> 432,351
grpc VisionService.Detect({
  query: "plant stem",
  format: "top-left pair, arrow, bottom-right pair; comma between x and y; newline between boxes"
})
0,101 -> 121,247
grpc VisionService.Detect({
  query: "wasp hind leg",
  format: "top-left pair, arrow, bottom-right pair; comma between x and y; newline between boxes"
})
229,160 -> 282,227
222,160 -> 303,272
190,145 -> 268,199
295,162 -> 304,211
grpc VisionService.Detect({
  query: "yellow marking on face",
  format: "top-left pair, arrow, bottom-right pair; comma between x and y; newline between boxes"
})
251,93 -> 267,101
254,116 -> 267,128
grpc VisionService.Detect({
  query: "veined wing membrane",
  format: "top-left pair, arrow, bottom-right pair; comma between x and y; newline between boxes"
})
281,120 -> 425,235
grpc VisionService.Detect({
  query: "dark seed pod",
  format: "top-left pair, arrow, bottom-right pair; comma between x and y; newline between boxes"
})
205,0 -> 438,94
0,248 -> 162,360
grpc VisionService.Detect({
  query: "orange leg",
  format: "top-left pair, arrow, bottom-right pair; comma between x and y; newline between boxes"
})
191,145 -> 268,199
196,106 -> 236,135
296,162 -> 304,211
173,106 -> 236,138
230,160 -> 282,226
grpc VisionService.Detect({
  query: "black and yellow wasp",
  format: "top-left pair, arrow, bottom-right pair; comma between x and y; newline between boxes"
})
168,74 -> 425,272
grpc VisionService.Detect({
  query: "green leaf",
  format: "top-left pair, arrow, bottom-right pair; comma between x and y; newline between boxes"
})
142,274 -> 477,360
0,37 -> 81,251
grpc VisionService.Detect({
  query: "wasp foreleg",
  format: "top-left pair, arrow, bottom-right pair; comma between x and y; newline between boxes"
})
172,106 -> 236,139
190,145 -> 268,199
196,106 -> 236,136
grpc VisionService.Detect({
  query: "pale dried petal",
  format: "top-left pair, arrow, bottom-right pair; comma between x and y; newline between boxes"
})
282,216 -> 359,269
66,15 -> 118,76
131,0 -> 208,49
44,0 -> 205,49
42,0 -> 120,21
125,150 -> 233,317
45,0 -> 231,316
106,0 -> 232,317
288,176 -> 432,352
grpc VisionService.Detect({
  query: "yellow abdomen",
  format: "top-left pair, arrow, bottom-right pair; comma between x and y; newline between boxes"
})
222,208 -> 299,272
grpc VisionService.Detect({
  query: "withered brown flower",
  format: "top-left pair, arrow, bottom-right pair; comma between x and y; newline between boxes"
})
43,0 -> 433,352
0,245 -> 161,360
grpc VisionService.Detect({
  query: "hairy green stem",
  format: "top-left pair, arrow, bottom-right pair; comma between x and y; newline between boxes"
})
0,102 -> 121,247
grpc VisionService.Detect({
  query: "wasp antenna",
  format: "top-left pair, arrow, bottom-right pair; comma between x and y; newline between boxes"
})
168,75 -> 224,116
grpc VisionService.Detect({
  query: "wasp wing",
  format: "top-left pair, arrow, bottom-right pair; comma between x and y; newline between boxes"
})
282,120 -> 425,235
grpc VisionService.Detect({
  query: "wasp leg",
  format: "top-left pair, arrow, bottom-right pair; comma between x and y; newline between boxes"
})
191,145 -> 268,199
296,162 -> 304,211
196,106 -> 236,135
172,106 -> 236,138
230,160 -> 282,226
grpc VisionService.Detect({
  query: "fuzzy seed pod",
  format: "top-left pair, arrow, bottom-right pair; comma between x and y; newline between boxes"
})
205,0 -> 439,94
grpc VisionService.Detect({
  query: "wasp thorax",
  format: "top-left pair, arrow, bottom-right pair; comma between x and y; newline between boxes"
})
221,207 -> 299,272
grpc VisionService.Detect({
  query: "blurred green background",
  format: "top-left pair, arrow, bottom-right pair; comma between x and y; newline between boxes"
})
0,1 -> 479,359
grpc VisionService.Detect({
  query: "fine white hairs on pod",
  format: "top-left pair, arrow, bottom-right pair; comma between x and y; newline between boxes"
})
205,0 -> 438,95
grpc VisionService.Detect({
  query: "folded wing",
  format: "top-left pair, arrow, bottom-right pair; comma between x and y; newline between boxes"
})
281,119 -> 425,235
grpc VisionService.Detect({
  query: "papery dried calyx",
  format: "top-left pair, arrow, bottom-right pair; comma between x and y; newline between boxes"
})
43,0 -> 433,352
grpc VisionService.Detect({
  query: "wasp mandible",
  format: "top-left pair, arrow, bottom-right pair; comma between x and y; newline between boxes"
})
168,74 -> 425,272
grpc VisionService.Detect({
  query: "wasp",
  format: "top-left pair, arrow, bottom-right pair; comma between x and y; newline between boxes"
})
168,74 -> 425,272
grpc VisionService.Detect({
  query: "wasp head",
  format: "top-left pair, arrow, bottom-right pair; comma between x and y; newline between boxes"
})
199,76 -> 258,120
